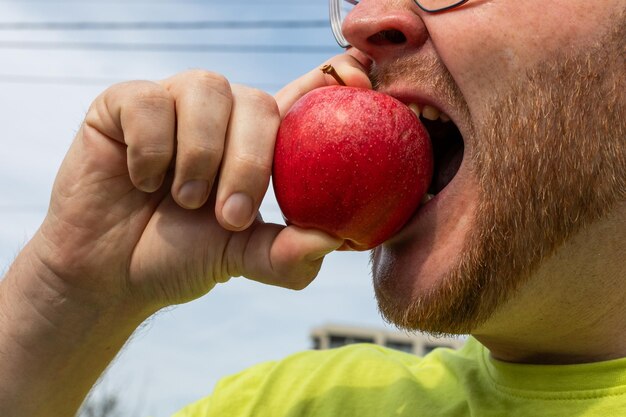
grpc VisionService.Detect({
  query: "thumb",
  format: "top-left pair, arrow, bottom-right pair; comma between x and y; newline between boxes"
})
241,224 -> 343,291
275,51 -> 372,118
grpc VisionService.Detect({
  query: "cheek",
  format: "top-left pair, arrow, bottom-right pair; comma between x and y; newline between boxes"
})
425,1 -> 604,113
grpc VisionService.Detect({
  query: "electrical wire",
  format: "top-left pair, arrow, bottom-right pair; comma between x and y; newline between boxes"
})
0,40 -> 338,53
0,0 -> 301,3
0,73 -> 285,89
0,20 -> 329,31
0,205 -> 47,213
0,74 -> 122,85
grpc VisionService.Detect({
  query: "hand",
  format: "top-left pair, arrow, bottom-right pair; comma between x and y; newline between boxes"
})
0,52 -> 372,417
31,53 -> 372,314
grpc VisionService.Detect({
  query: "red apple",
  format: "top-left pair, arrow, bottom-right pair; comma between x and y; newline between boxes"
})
272,86 -> 433,250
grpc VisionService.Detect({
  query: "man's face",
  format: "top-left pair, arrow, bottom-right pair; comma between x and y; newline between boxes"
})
342,1 -> 625,334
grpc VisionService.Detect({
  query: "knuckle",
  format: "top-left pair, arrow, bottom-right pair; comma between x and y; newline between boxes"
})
241,88 -> 280,117
233,153 -> 272,177
129,143 -> 172,167
187,70 -> 232,101
106,80 -> 172,108
85,80 -> 173,140
180,142 -> 223,165
130,83 -> 174,113
85,94 -> 110,130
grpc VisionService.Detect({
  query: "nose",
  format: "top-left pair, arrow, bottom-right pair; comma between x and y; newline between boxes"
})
341,0 -> 428,62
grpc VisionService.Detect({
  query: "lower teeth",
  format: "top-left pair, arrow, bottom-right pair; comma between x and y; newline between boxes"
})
420,193 -> 435,205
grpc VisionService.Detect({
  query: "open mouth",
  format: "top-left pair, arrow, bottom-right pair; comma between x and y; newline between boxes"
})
408,104 -> 465,200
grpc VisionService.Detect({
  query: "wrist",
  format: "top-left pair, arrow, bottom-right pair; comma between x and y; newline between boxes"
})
0,237 -> 155,417
1,234 -> 154,343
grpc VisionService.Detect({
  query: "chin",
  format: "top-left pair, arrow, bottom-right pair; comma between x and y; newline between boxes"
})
370,167 -> 483,336
367,84 -> 484,335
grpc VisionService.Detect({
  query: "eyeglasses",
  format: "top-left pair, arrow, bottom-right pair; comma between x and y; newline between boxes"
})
330,0 -> 469,48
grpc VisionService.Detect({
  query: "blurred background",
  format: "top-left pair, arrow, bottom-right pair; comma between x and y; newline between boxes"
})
0,1 -> 398,415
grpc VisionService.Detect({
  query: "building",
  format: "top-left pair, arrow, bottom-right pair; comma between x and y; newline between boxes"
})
310,323 -> 464,356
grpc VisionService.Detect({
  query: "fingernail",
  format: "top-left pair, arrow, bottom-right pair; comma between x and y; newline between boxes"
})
140,176 -> 163,193
222,193 -> 254,229
178,180 -> 209,209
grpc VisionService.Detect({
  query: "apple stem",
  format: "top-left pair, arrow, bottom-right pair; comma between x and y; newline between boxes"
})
320,64 -> 347,86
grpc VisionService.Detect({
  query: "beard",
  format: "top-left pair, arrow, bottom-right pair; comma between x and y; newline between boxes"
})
370,20 -> 625,335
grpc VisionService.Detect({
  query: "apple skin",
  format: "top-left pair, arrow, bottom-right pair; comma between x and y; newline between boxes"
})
272,86 -> 433,251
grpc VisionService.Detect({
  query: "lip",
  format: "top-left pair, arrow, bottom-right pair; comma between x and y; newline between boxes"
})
376,84 -> 475,284
386,149 -> 469,244
384,88 -> 470,138
381,84 -> 471,192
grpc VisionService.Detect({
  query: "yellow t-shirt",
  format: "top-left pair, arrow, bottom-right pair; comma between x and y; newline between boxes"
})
173,338 -> 626,416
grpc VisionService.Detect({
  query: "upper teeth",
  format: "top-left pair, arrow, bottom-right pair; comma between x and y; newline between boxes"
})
422,105 -> 440,121
408,103 -> 450,123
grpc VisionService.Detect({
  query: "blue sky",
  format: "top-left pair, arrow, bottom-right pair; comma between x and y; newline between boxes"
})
0,1 -> 400,415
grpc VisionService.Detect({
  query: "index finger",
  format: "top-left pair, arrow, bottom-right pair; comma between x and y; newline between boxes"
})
274,50 -> 372,118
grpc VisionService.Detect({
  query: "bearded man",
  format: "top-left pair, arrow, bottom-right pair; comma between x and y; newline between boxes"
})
0,0 -> 624,416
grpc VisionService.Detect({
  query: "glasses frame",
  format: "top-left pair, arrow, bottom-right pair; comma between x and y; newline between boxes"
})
330,0 -> 470,48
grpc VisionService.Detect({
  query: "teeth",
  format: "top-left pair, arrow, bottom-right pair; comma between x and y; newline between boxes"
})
422,105 -> 441,121
420,193 -> 435,205
408,103 -> 421,118
408,102 -> 451,123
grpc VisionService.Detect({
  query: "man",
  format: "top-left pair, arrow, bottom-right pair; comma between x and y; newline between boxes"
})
0,0 -> 624,416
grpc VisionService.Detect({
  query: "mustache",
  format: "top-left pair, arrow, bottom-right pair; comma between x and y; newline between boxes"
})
368,52 -> 471,127
369,53 -> 447,89
368,53 -> 465,104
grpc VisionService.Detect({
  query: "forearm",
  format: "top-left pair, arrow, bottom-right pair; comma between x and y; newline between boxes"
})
0,237 -> 152,417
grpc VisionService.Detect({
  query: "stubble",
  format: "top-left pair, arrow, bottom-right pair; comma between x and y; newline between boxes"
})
372,21 -> 626,335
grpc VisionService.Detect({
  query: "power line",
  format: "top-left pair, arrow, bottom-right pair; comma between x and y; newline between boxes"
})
0,74 -> 121,86
0,205 -> 47,213
0,40 -> 338,53
0,74 -> 285,90
0,20 -> 329,31
0,204 -> 283,214
0,0 -> 303,3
